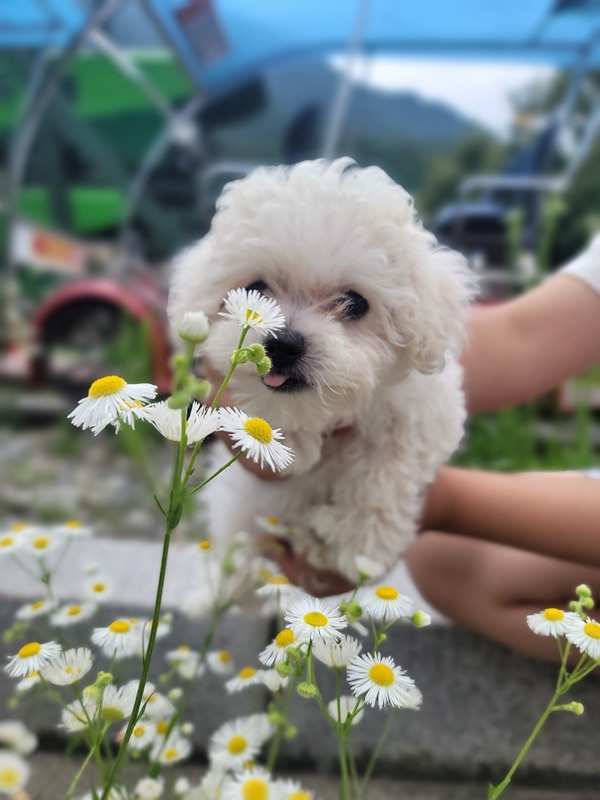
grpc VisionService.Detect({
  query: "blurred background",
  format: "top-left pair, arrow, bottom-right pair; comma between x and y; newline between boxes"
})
1,0 -> 600,534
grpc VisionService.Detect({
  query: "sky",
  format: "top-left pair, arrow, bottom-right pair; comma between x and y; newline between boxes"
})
331,56 -> 557,136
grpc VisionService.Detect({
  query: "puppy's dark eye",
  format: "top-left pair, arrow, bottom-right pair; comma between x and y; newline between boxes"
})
246,279 -> 269,295
340,290 -> 369,320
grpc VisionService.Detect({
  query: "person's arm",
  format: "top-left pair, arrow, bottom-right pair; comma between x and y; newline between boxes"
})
422,466 -> 600,567
464,273 -> 600,413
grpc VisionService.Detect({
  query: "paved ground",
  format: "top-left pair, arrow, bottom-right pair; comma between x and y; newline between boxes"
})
23,753 -> 600,800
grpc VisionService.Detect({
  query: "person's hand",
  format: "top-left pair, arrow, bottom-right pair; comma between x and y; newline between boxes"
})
259,536 -> 356,597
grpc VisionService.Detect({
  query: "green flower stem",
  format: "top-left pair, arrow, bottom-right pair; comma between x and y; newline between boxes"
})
359,707 -> 397,793
338,734 -> 351,800
65,723 -> 109,800
190,452 -> 243,495
210,328 -> 249,410
488,686 -> 567,799
266,671 -> 302,772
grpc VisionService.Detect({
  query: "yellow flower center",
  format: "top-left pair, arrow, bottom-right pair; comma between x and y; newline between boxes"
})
228,735 -> 248,754
93,583 -> 106,593
375,586 -> 399,601
239,667 -> 257,680
242,777 -> 269,800
66,520 -> 81,529
102,706 -> 125,723
269,575 -> 290,585
33,536 -> 50,549
199,540 -> 211,550
10,522 -> 27,532
266,515 -> 280,525
31,601 -> 45,610
543,608 -> 564,622
177,645 -> 191,652
303,611 -> 328,628
163,748 -> 179,761
369,663 -> 395,687
156,721 -> 169,735
133,725 -> 146,738
109,620 -> 131,634
88,375 -> 126,397
275,629 -> 295,648
583,621 -> 600,639
65,666 -> 73,674
18,642 -> 41,659
244,309 -> 264,326
0,767 -> 21,788
0,536 -> 14,547
218,650 -> 231,662
243,417 -> 273,444
68,606 -> 82,617
289,792 -> 312,800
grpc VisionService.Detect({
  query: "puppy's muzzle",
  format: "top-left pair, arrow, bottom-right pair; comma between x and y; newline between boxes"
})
262,329 -> 309,393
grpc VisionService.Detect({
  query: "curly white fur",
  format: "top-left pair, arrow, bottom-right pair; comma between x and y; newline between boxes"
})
169,158 -> 477,581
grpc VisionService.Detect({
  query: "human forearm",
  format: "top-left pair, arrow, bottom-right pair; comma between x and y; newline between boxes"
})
422,467 -> 600,567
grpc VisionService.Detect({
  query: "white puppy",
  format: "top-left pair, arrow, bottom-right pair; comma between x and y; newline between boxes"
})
169,158 -> 476,581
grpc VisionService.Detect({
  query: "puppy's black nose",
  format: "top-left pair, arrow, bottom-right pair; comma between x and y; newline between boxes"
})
264,329 -> 305,370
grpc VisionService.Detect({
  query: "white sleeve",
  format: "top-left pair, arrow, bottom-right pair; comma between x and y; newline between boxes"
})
559,234 -> 600,295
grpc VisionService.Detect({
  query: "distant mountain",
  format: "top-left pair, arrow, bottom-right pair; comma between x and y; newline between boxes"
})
206,60 -> 482,192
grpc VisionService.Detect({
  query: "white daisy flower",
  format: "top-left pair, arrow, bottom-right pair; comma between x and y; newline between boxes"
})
151,732 -> 192,765
285,596 -> 347,642
2,521 -> 38,537
259,628 -> 301,667
279,779 -> 314,800
51,602 -> 97,627
255,515 -> 290,536
165,646 -> 205,681
68,375 -> 157,435
60,696 -> 99,733
0,533 -> 24,556
24,531 -> 60,558
526,608 -> 581,637
16,671 -> 41,692
223,767 -> 280,800
206,649 -> 235,676
178,310 -> 210,343
347,652 -> 417,710
0,720 -> 38,755
40,647 -> 93,685
354,555 -> 386,581
261,669 -> 290,693
360,585 -> 414,621
84,576 -> 114,602
0,750 -> 30,793
125,719 -> 156,751
209,714 -> 272,770
145,401 -> 221,444
188,769 -> 230,800
219,287 -> 286,335
312,634 -> 362,669
15,599 -> 55,621
142,689 -> 175,721
403,683 -> 424,710
257,574 -> 299,601
220,407 -> 294,472
101,683 -> 138,724
225,666 -> 264,693
52,519 -> 92,538
564,616 -> 600,659
140,616 -> 173,648
92,619 -> 143,658
135,776 -> 164,799
327,695 -> 364,726
5,641 -> 61,678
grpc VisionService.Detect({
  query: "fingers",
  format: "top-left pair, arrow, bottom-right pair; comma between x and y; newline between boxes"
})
259,536 -> 356,597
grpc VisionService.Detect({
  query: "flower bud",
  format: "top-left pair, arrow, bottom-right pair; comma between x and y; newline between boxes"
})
576,584 -> 592,598
230,349 -> 249,366
297,682 -> 319,700
581,597 -> 595,609
189,379 -> 211,400
412,610 -> 432,628
168,688 -> 183,701
178,311 -> 210,343
246,343 -> 266,363
284,725 -> 298,739
168,393 -> 190,410
256,356 -> 272,375
346,601 -> 362,622
275,661 -> 292,678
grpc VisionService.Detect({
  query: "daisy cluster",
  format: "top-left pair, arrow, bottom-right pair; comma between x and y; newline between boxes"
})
0,518 -> 91,563
527,584 -> 600,661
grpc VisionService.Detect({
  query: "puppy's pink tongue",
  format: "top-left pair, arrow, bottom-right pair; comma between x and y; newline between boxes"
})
263,373 -> 288,388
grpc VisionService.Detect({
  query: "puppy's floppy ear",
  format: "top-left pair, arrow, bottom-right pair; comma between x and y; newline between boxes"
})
391,245 -> 477,375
